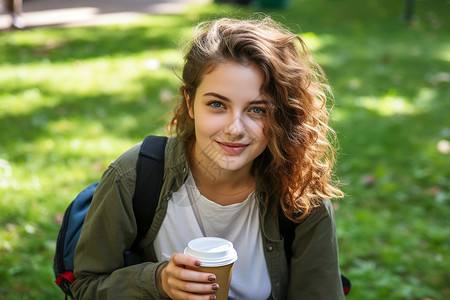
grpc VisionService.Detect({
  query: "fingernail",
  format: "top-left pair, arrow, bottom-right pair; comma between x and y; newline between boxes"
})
195,261 -> 201,267
212,283 -> 219,291
210,295 -> 216,300
208,275 -> 216,282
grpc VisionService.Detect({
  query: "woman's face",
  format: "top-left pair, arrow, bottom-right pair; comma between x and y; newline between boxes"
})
187,61 -> 268,176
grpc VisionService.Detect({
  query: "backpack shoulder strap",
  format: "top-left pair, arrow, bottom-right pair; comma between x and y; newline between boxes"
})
278,208 -> 296,263
132,135 -> 168,244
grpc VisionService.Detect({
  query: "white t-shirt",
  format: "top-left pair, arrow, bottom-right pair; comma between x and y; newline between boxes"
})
154,173 -> 271,300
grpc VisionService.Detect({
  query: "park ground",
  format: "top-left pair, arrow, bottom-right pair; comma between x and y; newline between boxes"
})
0,0 -> 449,299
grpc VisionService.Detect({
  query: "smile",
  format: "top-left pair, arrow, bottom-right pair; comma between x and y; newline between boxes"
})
216,141 -> 249,155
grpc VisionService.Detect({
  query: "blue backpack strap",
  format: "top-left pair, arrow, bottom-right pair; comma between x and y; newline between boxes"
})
132,135 -> 168,247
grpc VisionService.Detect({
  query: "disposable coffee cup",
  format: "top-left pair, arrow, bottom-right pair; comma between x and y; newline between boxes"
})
184,237 -> 238,300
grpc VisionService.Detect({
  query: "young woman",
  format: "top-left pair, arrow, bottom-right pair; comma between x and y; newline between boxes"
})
71,17 -> 345,300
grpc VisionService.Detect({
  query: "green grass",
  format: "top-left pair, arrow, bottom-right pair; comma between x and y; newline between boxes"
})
1,0 -> 449,299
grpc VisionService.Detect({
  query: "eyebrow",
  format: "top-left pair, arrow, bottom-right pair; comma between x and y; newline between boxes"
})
203,92 -> 268,105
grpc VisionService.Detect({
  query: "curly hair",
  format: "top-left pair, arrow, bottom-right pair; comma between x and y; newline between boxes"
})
167,17 -> 344,222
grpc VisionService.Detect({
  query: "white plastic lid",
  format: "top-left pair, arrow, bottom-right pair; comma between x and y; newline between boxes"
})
184,237 -> 238,267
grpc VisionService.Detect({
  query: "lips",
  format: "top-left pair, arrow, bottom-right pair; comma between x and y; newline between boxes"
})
217,141 -> 249,155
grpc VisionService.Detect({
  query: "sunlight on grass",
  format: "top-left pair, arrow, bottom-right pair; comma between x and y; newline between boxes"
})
299,32 -> 323,51
356,88 -> 436,116
299,32 -> 336,66
0,159 -> 14,189
332,86 -> 438,123
434,42 -> 450,62
0,88 -> 57,118
1,53 -> 183,122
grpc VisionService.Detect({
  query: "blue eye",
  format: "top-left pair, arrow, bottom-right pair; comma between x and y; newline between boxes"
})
250,107 -> 266,114
209,101 -> 224,109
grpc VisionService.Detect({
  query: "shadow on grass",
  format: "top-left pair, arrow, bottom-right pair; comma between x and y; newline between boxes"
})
0,74 -> 174,142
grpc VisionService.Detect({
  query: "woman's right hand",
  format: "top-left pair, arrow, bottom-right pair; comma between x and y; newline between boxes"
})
158,253 -> 219,300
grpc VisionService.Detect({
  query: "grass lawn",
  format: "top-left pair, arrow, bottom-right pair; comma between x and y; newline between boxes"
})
1,0 -> 449,299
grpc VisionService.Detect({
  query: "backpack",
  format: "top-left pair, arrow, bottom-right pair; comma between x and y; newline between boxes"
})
54,135 -> 350,299
53,135 -> 168,299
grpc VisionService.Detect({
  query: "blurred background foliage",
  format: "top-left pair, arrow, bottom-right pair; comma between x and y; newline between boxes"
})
0,0 -> 449,299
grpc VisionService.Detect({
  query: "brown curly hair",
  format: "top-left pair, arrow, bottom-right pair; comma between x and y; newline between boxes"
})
167,17 -> 344,222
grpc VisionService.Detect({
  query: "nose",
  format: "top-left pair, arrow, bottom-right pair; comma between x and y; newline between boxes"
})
223,115 -> 246,139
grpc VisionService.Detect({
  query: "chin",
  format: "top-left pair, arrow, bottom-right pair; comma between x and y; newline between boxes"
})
215,157 -> 251,172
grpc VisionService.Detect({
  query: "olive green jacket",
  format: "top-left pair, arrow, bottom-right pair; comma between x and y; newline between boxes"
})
71,136 -> 344,300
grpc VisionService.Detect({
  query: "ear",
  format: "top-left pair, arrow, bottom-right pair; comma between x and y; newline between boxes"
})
185,91 -> 194,119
